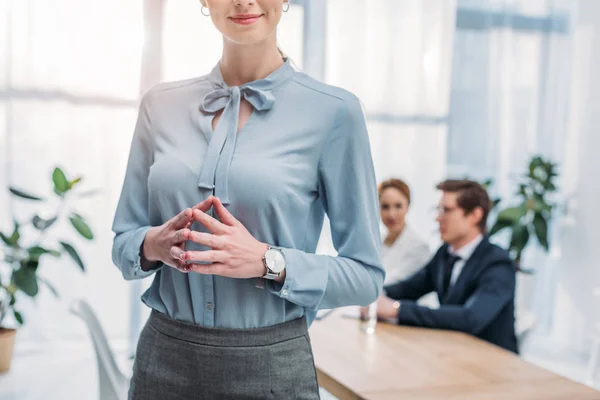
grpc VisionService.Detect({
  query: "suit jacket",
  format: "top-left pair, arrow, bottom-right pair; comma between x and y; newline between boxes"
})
384,236 -> 518,353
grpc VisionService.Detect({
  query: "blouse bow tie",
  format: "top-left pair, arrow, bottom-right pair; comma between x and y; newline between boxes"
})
197,84 -> 276,205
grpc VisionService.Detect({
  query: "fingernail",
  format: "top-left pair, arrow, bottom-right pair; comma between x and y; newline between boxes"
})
179,252 -> 185,261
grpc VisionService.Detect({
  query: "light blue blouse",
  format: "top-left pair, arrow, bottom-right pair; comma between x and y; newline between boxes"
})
111,59 -> 384,328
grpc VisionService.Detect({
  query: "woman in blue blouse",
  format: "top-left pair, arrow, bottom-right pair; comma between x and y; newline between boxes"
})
112,0 -> 384,398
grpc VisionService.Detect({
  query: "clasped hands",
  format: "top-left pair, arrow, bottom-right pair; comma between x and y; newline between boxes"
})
143,195 -> 279,281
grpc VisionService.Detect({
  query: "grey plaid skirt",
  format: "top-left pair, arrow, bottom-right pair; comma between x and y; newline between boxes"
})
128,310 -> 320,399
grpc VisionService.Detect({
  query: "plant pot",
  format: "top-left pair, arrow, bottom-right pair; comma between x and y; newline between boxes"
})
0,328 -> 16,373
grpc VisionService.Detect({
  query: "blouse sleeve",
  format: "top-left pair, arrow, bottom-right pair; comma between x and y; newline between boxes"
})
268,95 -> 385,310
111,92 -> 160,280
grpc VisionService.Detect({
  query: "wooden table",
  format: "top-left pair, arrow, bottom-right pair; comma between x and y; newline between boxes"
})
309,310 -> 600,400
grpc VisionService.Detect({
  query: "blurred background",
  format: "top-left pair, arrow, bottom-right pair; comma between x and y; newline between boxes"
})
0,0 -> 599,399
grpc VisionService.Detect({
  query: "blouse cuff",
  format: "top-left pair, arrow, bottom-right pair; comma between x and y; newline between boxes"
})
131,226 -> 161,279
266,247 -> 329,311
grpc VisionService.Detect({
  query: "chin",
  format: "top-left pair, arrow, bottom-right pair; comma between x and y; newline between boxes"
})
226,32 -> 262,45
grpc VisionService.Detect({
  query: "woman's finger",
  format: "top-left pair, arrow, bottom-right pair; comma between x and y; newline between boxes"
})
181,250 -> 225,264
171,208 -> 193,229
189,262 -> 224,276
191,195 -> 216,213
174,260 -> 190,273
170,245 -> 186,262
172,228 -> 191,244
187,231 -> 223,249
193,209 -> 229,234
213,197 -> 239,226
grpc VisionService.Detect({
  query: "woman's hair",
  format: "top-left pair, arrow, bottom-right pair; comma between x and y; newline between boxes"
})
378,178 -> 411,205
277,45 -> 285,59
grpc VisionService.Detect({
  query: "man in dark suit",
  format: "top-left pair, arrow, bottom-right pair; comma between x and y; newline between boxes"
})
375,179 -> 518,353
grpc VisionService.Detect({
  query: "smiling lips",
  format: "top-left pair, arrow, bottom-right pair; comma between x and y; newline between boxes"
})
230,14 -> 263,25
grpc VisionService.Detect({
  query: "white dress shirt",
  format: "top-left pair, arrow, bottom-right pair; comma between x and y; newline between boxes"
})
448,234 -> 484,287
382,225 -> 431,285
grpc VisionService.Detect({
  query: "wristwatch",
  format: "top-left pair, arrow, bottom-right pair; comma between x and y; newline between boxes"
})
262,246 -> 286,280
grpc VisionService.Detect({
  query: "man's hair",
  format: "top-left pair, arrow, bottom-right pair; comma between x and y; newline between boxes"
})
436,179 -> 491,233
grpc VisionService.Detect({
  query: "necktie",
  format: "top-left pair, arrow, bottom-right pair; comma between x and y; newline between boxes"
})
196,83 -> 275,205
443,253 -> 461,294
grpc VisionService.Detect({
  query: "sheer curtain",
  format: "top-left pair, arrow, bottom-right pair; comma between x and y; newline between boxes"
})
0,0 -> 307,348
0,0 -> 145,346
447,0 -> 577,332
325,0 -> 457,247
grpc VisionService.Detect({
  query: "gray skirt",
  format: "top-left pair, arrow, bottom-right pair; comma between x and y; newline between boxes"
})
129,310 -> 321,399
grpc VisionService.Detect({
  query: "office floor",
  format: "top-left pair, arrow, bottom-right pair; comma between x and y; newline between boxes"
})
0,335 -> 597,400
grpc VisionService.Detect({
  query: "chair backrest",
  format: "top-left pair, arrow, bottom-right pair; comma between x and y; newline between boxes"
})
515,309 -> 537,348
70,299 -> 128,400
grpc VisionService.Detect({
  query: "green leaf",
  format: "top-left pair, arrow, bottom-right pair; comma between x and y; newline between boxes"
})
0,232 -> 12,246
491,198 -> 501,210
533,212 -> 549,251
52,167 -> 69,194
27,246 -> 61,261
60,241 -> 85,271
69,215 -> 94,240
489,219 -> 512,236
68,177 -> 82,189
37,276 -> 59,298
497,206 -> 526,223
9,187 -> 44,201
13,310 -> 23,325
9,294 -> 16,306
28,246 -> 49,259
32,215 -> 58,231
1,221 -> 21,247
21,259 -> 39,270
510,223 -> 530,256
12,267 -> 39,297
9,222 -> 20,244
532,196 -> 549,212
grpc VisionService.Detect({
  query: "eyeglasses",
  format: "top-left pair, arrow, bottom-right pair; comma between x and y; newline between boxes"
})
434,206 -> 460,216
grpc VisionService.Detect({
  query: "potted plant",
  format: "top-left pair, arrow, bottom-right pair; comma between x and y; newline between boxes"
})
488,156 -> 559,273
0,167 -> 95,372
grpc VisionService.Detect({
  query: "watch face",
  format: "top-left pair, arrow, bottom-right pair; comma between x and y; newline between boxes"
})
265,249 -> 286,273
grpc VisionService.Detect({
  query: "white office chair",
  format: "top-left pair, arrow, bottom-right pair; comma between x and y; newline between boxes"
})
70,299 -> 130,400
587,288 -> 600,386
515,309 -> 537,349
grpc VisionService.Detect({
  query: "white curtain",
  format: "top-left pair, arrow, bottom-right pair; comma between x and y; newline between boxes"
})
552,0 -> 600,356
448,0 -> 577,335
0,0 -> 145,346
0,0 -> 307,347
325,0 -> 457,248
